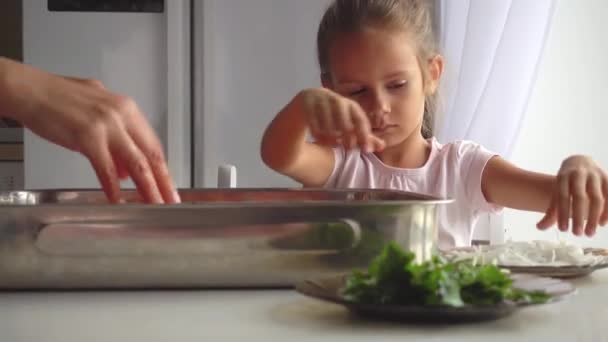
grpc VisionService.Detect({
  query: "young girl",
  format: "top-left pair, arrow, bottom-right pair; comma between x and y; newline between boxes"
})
260,0 -> 608,249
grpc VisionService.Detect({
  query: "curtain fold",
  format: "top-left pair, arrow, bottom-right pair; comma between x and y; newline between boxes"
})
435,0 -> 556,158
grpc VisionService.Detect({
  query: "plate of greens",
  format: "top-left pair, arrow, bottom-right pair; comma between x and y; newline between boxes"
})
295,243 -> 575,323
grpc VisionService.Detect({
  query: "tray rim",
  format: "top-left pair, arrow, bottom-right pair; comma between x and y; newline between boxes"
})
0,188 -> 454,208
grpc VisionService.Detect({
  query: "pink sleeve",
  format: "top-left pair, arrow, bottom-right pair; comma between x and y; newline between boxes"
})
457,141 -> 503,214
323,147 -> 346,188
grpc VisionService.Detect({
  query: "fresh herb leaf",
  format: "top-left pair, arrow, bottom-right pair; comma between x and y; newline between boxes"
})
508,288 -> 552,304
342,242 -> 551,307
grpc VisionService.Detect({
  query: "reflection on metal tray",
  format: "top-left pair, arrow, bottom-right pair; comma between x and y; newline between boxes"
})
0,188 -> 452,290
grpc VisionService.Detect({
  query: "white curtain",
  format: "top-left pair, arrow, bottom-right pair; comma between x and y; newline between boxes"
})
434,0 -> 556,158
434,0 -> 557,244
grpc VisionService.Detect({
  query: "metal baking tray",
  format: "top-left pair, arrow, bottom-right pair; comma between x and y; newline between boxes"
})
0,188 -> 451,289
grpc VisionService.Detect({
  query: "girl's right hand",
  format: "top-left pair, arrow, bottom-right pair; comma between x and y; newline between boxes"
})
299,88 -> 385,153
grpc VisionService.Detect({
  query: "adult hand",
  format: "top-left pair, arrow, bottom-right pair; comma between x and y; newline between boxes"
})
0,57 -> 180,204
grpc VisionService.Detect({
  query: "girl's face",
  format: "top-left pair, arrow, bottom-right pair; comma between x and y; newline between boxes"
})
324,27 -> 442,147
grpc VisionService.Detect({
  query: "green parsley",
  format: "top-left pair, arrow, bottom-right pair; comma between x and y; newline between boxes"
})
342,242 -> 551,307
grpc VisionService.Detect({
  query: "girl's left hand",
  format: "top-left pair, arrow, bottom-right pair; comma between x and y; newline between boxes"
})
537,155 -> 608,237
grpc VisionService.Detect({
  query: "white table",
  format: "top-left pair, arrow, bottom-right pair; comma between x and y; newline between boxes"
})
1,271 -> 607,342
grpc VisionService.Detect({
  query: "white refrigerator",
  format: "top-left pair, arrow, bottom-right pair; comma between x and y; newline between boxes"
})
23,0 -> 331,190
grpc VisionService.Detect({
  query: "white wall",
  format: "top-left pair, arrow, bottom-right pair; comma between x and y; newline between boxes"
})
503,0 -> 608,246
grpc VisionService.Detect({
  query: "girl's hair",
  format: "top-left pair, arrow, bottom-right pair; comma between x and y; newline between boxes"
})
317,0 -> 438,138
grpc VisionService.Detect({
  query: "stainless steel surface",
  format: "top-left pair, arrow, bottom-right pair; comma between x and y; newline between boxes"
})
0,188 -> 452,289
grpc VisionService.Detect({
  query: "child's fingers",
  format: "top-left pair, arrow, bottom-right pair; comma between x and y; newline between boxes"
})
369,135 -> 386,152
600,176 -> 608,226
537,198 -> 557,230
343,134 -> 357,150
324,109 -> 340,136
335,100 -> 355,133
308,99 -> 327,136
327,97 -> 349,136
557,175 -> 571,232
349,103 -> 373,152
308,113 -> 322,138
314,98 -> 336,134
343,102 -> 384,153
570,172 -> 588,236
585,174 -> 603,236
315,135 -> 340,147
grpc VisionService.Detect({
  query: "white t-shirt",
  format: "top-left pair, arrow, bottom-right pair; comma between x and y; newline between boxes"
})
324,138 -> 502,249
